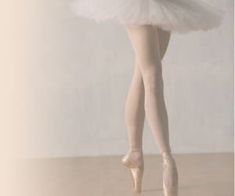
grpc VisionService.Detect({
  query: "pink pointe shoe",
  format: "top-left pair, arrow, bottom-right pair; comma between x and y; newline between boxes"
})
121,150 -> 144,193
162,152 -> 179,196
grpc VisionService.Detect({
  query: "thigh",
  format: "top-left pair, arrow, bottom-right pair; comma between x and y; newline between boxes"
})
126,24 -> 161,67
154,27 -> 171,60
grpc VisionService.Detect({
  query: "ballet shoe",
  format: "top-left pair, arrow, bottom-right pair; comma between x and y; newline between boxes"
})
162,152 -> 179,196
121,150 -> 144,193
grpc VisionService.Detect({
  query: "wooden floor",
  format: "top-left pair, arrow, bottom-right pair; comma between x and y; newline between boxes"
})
3,153 -> 234,196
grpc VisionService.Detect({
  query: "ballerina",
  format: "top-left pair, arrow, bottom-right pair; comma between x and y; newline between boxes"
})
69,0 -> 223,194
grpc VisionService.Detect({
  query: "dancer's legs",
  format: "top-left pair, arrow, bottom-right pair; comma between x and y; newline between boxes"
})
123,25 -> 177,195
126,24 -> 172,155
124,26 -> 171,157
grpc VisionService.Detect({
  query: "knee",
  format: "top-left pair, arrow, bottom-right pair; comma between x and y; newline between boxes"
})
141,65 -> 162,92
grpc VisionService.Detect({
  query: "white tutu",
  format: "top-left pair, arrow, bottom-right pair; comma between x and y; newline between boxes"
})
69,0 -> 223,32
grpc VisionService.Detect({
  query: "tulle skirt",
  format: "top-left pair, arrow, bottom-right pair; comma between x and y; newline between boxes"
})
69,0 -> 223,33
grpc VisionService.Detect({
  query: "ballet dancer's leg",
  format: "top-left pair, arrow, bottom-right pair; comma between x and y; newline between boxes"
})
157,26 -> 171,60
124,62 -> 145,153
126,24 -> 178,195
126,24 -> 172,154
122,25 -> 173,193
123,26 -> 171,159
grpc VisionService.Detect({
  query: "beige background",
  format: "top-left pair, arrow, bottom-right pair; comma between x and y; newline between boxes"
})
1,0 -> 233,159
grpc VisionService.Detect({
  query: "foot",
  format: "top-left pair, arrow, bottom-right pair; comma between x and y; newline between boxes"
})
121,149 -> 144,168
121,149 -> 144,193
162,152 -> 178,196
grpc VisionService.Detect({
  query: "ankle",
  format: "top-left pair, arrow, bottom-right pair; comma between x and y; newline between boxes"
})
161,151 -> 175,164
129,148 -> 143,153
127,149 -> 144,163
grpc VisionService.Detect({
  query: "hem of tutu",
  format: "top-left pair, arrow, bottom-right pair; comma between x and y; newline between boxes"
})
71,12 -> 223,34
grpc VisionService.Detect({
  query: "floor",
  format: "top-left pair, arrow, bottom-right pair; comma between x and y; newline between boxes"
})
2,153 -> 233,196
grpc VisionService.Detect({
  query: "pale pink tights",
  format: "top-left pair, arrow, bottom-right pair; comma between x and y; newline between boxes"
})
124,24 -> 173,158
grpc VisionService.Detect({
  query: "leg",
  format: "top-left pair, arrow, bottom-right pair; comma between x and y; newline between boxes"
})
126,24 -> 171,154
126,24 -> 178,195
125,62 -> 145,152
122,60 -> 145,194
157,27 -> 171,60
124,26 -> 171,155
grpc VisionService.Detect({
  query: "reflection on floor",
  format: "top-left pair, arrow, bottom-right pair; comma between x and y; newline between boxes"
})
4,153 -> 234,196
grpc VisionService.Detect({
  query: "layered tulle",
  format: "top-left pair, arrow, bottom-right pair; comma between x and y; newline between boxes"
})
69,0 -> 223,32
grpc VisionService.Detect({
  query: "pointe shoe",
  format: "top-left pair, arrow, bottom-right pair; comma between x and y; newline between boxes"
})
162,152 -> 178,196
121,150 -> 144,193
